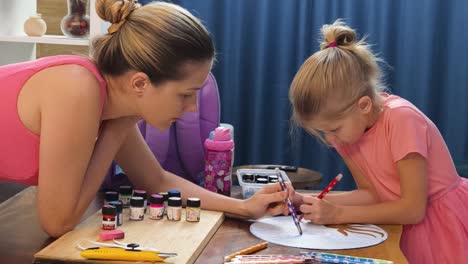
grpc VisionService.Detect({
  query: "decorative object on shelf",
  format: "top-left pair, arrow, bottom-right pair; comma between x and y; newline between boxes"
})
24,14 -> 47,37
60,0 -> 90,38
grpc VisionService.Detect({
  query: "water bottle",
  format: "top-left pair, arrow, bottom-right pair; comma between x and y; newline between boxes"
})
204,127 -> 234,196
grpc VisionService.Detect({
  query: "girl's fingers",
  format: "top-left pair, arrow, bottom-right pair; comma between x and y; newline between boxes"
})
299,203 -> 313,214
302,195 -> 318,204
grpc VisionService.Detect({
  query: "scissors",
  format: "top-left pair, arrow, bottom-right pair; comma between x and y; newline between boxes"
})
77,239 -> 177,262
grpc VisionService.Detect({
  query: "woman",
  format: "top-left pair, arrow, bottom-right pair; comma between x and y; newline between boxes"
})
0,0 -> 289,237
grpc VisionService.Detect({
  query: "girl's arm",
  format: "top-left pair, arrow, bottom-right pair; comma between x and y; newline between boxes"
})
36,67 -> 134,237
301,152 -> 428,225
293,156 -> 380,207
114,125 -> 289,219
319,156 -> 380,205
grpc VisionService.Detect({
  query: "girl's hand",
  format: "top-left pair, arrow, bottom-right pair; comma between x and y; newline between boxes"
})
299,196 -> 342,224
243,183 -> 295,219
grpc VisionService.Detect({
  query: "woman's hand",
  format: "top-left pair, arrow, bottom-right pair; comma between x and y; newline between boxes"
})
299,196 -> 342,224
242,183 -> 296,219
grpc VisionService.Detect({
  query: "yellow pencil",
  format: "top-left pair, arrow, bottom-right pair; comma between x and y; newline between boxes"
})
224,241 -> 268,262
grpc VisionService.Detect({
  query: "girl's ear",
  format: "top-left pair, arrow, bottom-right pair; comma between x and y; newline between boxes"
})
357,96 -> 373,114
130,72 -> 151,97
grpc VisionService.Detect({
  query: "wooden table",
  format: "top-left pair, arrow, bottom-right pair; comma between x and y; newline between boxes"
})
233,165 -> 323,189
0,186 -> 408,264
196,218 -> 407,264
195,187 -> 408,264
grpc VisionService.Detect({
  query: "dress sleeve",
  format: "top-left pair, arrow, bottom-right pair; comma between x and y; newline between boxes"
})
385,106 -> 429,162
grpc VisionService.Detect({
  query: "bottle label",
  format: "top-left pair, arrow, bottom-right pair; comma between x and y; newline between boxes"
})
116,213 -> 122,226
186,207 -> 200,222
130,207 -> 145,221
167,206 -> 182,221
149,206 -> 164,220
102,216 -> 116,230
204,151 -> 233,196
163,201 -> 168,215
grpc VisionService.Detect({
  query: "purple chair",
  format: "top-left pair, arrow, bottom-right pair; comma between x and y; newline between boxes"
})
103,73 -> 220,189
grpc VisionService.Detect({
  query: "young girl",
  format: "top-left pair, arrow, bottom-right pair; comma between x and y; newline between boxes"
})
288,20 -> 467,263
0,0 -> 289,237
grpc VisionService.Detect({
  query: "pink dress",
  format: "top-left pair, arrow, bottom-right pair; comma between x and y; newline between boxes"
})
0,55 -> 107,185
334,93 -> 468,264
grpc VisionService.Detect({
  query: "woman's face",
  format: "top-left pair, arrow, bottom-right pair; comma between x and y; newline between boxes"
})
139,60 -> 213,130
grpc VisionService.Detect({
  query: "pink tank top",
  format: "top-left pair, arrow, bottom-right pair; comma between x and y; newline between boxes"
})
0,55 -> 107,185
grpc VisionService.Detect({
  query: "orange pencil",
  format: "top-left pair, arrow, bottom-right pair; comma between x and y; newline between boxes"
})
223,242 -> 268,262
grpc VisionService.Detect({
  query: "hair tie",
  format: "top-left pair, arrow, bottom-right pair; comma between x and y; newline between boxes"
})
328,41 -> 337,48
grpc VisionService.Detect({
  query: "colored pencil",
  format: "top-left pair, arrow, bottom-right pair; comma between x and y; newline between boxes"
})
227,252 -> 393,264
317,173 -> 343,199
299,173 -> 342,221
223,242 -> 268,262
227,254 -> 313,263
275,168 -> 303,235
302,251 -> 394,264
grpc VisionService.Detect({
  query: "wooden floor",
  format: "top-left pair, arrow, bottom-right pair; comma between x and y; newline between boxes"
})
0,182 -> 28,203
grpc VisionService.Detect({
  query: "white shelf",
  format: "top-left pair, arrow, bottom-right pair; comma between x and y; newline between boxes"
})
0,34 -> 90,46
0,0 -> 106,65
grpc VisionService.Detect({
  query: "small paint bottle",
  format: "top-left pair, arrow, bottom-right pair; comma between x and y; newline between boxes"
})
255,175 -> 268,182
256,178 -> 268,184
168,189 -> 181,198
119,185 -> 133,208
132,189 -> 148,212
129,196 -> 145,221
167,197 -> 182,221
104,191 -> 119,205
108,200 -> 123,226
149,194 -> 164,220
268,175 -> 279,183
102,204 -> 117,230
186,198 -> 201,222
242,173 -> 255,183
159,192 -> 169,215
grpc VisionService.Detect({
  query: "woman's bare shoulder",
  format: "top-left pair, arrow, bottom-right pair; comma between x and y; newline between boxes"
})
35,64 -> 102,104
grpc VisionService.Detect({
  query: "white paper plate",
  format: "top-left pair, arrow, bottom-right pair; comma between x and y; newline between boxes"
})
250,216 -> 388,250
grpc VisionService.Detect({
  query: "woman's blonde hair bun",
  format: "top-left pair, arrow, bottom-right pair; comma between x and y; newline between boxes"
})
95,0 -> 141,34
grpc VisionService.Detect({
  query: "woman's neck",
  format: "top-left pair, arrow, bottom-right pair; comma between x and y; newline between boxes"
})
101,74 -> 139,120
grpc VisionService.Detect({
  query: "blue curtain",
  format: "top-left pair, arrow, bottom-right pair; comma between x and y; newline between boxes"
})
143,0 -> 468,191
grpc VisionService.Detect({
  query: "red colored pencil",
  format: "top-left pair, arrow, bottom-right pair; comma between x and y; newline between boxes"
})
299,174 -> 343,221
316,173 -> 343,199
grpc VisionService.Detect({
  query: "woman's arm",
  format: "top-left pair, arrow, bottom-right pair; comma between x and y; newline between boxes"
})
114,125 -> 289,219
300,153 -> 428,225
36,67 -> 134,237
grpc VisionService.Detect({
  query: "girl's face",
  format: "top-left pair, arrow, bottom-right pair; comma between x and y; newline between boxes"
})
138,60 -> 213,130
311,96 -> 377,145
